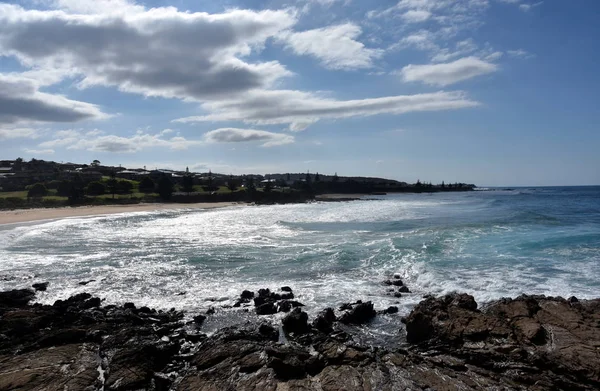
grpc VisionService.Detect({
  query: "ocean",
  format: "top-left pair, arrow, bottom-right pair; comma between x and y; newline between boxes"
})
1,186 -> 599,335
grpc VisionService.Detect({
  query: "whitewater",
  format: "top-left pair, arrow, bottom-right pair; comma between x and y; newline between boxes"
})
1,187 -> 599,325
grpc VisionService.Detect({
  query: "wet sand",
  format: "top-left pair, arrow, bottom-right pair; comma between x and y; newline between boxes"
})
0,202 -> 242,225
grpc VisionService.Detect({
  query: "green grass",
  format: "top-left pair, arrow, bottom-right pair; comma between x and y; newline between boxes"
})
0,191 -> 27,198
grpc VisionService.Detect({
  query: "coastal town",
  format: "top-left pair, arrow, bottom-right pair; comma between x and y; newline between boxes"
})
0,158 -> 476,210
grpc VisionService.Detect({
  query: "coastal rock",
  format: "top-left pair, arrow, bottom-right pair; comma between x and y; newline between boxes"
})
312,308 -> 336,333
32,282 -> 49,292
0,288 -> 598,391
405,293 -> 600,389
282,308 -> 309,334
339,301 -> 376,325
0,289 -> 35,308
256,302 -> 277,315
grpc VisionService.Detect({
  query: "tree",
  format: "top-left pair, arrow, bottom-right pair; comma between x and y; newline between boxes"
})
332,172 -> 339,183
315,172 -> 320,182
57,180 -> 72,196
305,172 -> 312,184
263,180 -> 273,193
27,183 -> 48,198
139,176 -> 155,193
441,181 -> 445,189
91,159 -> 101,167
245,176 -> 256,194
227,175 -> 238,193
86,181 -> 105,196
68,177 -> 85,204
116,180 -> 133,194
207,170 -> 215,191
106,171 -> 117,199
157,176 -> 174,200
182,175 -> 194,194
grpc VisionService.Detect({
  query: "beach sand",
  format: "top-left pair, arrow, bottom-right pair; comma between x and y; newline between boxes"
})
0,202 -> 242,225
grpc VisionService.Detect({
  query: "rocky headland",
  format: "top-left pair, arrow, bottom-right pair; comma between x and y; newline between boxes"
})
0,284 -> 598,390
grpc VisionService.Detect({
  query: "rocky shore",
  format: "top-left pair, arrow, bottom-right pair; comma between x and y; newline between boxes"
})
0,285 -> 598,390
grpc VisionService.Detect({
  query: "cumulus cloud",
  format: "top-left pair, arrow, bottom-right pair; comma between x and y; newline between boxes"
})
401,9 -> 432,23
0,127 -> 41,140
39,130 -> 202,153
0,4 -> 296,101
23,148 -> 55,155
203,128 -> 295,147
400,57 -> 498,86
280,23 -> 383,70
175,90 -> 480,129
0,74 -> 107,126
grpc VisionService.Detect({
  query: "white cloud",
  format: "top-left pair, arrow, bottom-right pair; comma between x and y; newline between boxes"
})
175,89 -> 480,128
400,56 -> 498,86
47,0 -> 145,14
39,130 -> 203,153
0,4 -> 296,101
23,148 -> 55,155
508,49 -> 534,59
519,2 -> 543,12
401,10 -> 432,23
280,24 -> 383,70
203,128 -> 295,147
0,127 -> 40,140
0,74 -> 107,126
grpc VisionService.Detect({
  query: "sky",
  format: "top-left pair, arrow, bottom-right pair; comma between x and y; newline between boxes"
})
0,0 -> 598,186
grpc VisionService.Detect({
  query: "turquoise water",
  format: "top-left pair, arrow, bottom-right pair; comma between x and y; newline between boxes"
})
0,187 -> 599,321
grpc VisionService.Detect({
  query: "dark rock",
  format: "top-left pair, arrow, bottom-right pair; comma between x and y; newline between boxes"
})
282,308 -> 309,334
394,292 -> 402,298
398,286 -> 411,293
124,302 -> 136,310
0,289 -> 35,307
569,296 -> 579,303
78,280 -> 95,286
137,306 -> 152,314
281,286 -> 293,292
32,282 -> 49,292
193,314 -> 207,326
281,292 -> 295,300
82,297 -> 101,309
256,302 -> 277,315
451,293 -> 478,311
258,323 -> 279,341
206,307 -> 215,315
278,300 -> 292,313
339,301 -> 376,325
384,279 -> 404,287
339,303 -> 352,311
253,296 -> 267,307
384,306 -> 399,315
258,288 -> 271,297
241,290 -> 255,300
312,308 -> 336,333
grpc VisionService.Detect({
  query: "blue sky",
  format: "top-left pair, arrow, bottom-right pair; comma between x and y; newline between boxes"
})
0,0 -> 598,186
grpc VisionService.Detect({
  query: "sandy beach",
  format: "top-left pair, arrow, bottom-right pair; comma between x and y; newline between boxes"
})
0,202 -> 242,225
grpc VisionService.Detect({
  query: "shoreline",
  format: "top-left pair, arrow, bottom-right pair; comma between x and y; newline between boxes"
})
0,287 -> 597,390
0,202 -> 243,226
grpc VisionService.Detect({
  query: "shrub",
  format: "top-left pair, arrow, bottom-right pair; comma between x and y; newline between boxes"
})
86,181 -> 106,196
27,183 -> 48,198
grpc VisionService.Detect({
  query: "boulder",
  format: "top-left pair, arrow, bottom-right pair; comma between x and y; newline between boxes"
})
312,308 -> 336,333
256,303 -> 277,315
0,289 -> 35,307
32,282 -> 49,292
282,308 -> 310,334
281,286 -> 293,293
384,306 -> 399,315
241,290 -> 255,300
339,302 -> 376,325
